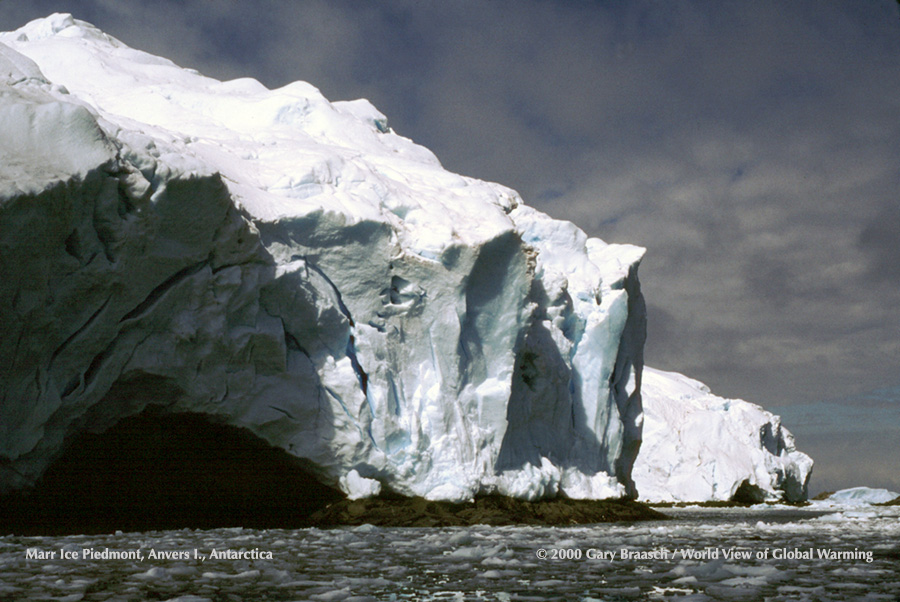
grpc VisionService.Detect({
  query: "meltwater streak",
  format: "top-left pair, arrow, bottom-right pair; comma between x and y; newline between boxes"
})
2,505 -> 898,600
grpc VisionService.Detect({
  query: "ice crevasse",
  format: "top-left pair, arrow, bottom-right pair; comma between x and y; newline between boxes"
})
0,14 -> 811,503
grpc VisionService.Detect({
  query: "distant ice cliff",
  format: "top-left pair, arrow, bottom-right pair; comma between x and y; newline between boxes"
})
635,368 -> 812,502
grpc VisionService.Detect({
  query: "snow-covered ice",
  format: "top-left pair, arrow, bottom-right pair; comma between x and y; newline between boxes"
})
635,368 -> 813,503
0,13 -> 644,502
0,13 -> 812,504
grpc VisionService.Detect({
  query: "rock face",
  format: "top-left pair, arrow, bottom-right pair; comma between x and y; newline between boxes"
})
633,368 -> 813,503
0,14 -> 645,502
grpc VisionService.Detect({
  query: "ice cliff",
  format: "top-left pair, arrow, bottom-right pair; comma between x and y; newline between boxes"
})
635,368 -> 812,502
0,14 -> 644,502
0,14 -> 810,504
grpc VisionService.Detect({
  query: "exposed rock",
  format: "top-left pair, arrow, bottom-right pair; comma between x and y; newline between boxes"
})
308,494 -> 667,528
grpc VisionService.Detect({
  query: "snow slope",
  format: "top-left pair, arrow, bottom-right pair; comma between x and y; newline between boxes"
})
0,14 -> 645,501
634,368 -> 813,502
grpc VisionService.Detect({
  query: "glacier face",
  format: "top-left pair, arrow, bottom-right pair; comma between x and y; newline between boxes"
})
0,14 -> 646,502
634,368 -> 813,503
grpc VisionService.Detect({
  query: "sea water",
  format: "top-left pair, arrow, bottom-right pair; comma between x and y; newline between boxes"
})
2,505 -> 898,601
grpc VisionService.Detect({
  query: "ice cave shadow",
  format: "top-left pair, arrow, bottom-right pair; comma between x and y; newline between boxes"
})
1,406 -> 344,536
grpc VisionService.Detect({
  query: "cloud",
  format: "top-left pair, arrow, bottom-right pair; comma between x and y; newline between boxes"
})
859,201 -> 900,282
794,431 -> 900,495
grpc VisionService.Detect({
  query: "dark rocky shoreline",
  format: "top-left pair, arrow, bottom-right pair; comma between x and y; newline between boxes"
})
308,494 -> 668,528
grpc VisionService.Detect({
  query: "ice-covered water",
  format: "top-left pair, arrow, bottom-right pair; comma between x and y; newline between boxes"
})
2,505 -> 898,601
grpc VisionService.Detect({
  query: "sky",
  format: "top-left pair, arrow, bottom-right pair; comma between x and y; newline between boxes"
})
2,1 -> 898,495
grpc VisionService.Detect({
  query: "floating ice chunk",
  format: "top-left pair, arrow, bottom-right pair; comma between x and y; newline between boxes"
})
200,570 -> 261,580
448,546 -> 484,559
446,531 -> 473,546
824,487 -> 899,505
813,510 -> 876,522
133,567 -> 171,580
310,588 -> 353,601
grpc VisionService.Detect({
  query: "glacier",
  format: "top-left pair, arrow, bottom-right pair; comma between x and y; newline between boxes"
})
634,368 -> 813,503
0,14 -> 644,503
0,14 -> 810,505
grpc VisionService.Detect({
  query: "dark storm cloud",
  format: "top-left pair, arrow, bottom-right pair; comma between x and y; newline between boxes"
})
2,1 -> 899,491
859,200 -> 900,282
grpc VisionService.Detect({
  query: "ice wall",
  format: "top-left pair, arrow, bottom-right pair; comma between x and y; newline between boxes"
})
0,14 -> 646,502
634,368 -> 813,503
